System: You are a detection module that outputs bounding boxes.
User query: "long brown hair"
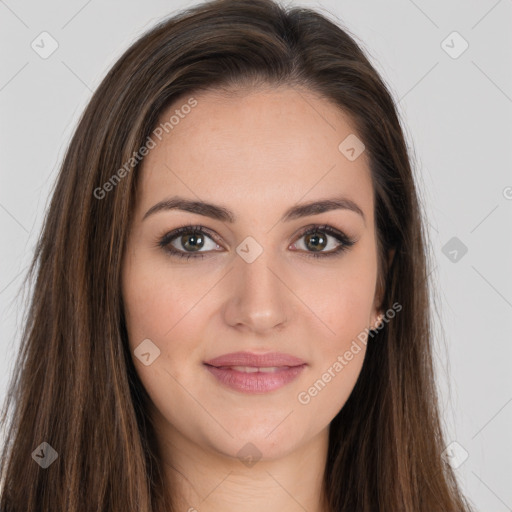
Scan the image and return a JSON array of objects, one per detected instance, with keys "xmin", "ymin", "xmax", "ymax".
[{"xmin": 0, "ymin": 0, "xmax": 475, "ymax": 510}]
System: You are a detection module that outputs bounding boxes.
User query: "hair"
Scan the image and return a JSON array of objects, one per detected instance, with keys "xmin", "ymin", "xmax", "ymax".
[{"xmin": 0, "ymin": 0, "xmax": 475, "ymax": 511}]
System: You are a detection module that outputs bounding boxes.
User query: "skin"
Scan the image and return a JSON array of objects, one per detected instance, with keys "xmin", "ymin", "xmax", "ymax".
[{"xmin": 121, "ymin": 85, "xmax": 384, "ymax": 512}]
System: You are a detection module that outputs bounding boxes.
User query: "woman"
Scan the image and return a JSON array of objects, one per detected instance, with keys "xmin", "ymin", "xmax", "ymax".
[{"xmin": 0, "ymin": 0, "xmax": 476, "ymax": 511}]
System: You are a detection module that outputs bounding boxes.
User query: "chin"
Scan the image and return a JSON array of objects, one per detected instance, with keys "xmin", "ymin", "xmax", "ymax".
[{"xmin": 204, "ymin": 417, "xmax": 306, "ymax": 460}]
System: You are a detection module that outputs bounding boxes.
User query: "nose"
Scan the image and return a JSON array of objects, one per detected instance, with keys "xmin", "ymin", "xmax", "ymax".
[{"xmin": 222, "ymin": 248, "xmax": 291, "ymax": 335}]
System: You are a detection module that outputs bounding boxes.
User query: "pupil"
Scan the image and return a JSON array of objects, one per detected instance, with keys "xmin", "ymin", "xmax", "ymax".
[
  {"xmin": 306, "ymin": 233, "xmax": 326, "ymax": 251},
  {"xmin": 183, "ymin": 233, "xmax": 204, "ymax": 251}
]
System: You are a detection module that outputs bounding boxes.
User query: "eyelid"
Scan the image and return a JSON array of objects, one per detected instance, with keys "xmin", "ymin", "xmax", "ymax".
[
  {"xmin": 156, "ymin": 223, "xmax": 356, "ymax": 259},
  {"xmin": 293, "ymin": 223, "xmax": 350, "ymax": 240},
  {"xmin": 290, "ymin": 223, "xmax": 356, "ymax": 256},
  {"xmin": 157, "ymin": 224, "xmax": 223, "ymax": 255}
]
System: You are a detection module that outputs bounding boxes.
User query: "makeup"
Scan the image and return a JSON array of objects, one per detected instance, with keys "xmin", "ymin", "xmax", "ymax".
[{"xmin": 204, "ymin": 352, "xmax": 307, "ymax": 393}]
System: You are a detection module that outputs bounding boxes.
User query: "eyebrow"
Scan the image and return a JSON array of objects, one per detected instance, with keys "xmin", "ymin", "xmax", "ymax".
[{"xmin": 142, "ymin": 195, "xmax": 365, "ymax": 224}]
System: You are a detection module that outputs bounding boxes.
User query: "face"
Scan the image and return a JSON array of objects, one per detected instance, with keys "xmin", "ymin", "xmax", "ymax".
[{"xmin": 121, "ymin": 86, "xmax": 383, "ymax": 462}]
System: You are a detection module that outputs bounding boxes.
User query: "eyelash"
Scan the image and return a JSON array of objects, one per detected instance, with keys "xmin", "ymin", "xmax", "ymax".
[{"xmin": 156, "ymin": 224, "xmax": 356, "ymax": 261}]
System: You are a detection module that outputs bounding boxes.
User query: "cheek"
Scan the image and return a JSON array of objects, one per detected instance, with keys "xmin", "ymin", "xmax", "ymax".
[
  {"xmin": 121, "ymin": 255, "xmax": 208, "ymax": 414},
  {"xmin": 122, "ymin": 253, "xmax": 207, "ymax": 346},
  {"xmin": 304, "ymin": 259, "xmax": 377, "ymax": 345},
  {"xmin": 294, "ymin": 276, "xmax": 372, "ymax": 425},
  {"xmin": 296, "ymin": 345, "xmax": 366, "ymax": 433},
  {"xmin": 294, "ymin": 256, "xmax": 376, "ymax": 416}
]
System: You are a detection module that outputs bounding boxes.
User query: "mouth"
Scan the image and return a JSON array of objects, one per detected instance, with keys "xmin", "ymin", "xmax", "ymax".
[
  {"xmin": 212, "ymin": 365, "xmax": 293, "ymax": 373},
  {"xmin": 203, "ymin": 351, "xmax": 307, "ymax": 393}
]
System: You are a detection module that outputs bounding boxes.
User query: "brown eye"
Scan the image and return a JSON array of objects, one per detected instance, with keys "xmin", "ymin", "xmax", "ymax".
[
  {"xmin": 304, "ymin": 232, "xmax": 328, "ymax": 252},
  {"xmin": 291, "ymin": 225, "xmax": 356, "ymax": 258},
  {"xmin": 158, "ymin": 225, "xmax": 222, "ymax": 260},
  {"xmin": 177, "ymin": 232, "xmax": 206, "ymax": 252}
]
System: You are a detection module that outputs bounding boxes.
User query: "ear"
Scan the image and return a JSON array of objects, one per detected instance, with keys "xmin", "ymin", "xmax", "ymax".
[
  {"xmin": 370, "ymin": 247, "xmax": 395, "ymax": 328},
  {"xmin": 370, "ymin": 290, "xmax": 383, "ymax": 330}
]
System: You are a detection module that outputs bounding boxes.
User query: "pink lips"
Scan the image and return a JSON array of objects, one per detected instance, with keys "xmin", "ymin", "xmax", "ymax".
[{"xmin": 203, "ymin": 351, "xmax": 307, "ymax": 394}]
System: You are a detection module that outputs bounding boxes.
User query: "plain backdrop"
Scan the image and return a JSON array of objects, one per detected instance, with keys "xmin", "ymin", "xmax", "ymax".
[{"xmin": 1, "ymin": 0, "xmax": 511, "ymax": 510}]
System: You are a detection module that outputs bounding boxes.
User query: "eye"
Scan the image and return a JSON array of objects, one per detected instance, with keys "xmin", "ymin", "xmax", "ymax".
[
  {"xmin": 157, "ymin": 225, "xmax": 222, "ymax": 260},
  {"xmin": 289, "ymin": 224, "xmax": 356, "ymax": 258},
  {"xmin": 156, "ymin": 223, "xmax": 356, "ymax": 260}
]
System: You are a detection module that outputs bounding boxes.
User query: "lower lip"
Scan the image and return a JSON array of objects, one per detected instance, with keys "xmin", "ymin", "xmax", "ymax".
[{"xmin": 204, "ymin": 364, "xmax": 306, "ymax": 393}]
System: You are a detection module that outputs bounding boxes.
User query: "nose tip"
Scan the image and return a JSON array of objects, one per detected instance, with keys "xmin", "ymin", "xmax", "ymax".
[{"xmin": 222, "ymin": 252, "xmax": 290, "ymax": 334}]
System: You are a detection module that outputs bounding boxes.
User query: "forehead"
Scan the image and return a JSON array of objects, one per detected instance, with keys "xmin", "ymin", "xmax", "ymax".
[{"xmin": 137, "ymin": 86, "xmax": 373, "ymax": 220}]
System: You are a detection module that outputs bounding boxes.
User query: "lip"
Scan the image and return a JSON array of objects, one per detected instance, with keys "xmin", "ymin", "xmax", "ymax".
[
  {"xmin": 204, "ymin": 351, "xmax": 306, "ymax": 368},
  {"xmin": 203, "ymin": 351, "xmax": 307, "ymax": 394}
]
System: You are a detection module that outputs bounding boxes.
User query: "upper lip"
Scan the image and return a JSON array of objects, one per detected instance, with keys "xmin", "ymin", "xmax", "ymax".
[{"xmin": 204, "ymin": 351, "xmax": 306, "ymax": 368}]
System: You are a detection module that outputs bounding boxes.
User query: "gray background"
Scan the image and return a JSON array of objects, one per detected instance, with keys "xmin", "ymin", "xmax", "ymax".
[{"xmin": 1, "ymin": 0, "xmax": 511, "ymax": 510}]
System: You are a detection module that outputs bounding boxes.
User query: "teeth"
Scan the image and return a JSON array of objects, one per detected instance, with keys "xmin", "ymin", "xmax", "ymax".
[{"xmin": 225, "ymin": 366, "xmax": 284, "ymax": 373}]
